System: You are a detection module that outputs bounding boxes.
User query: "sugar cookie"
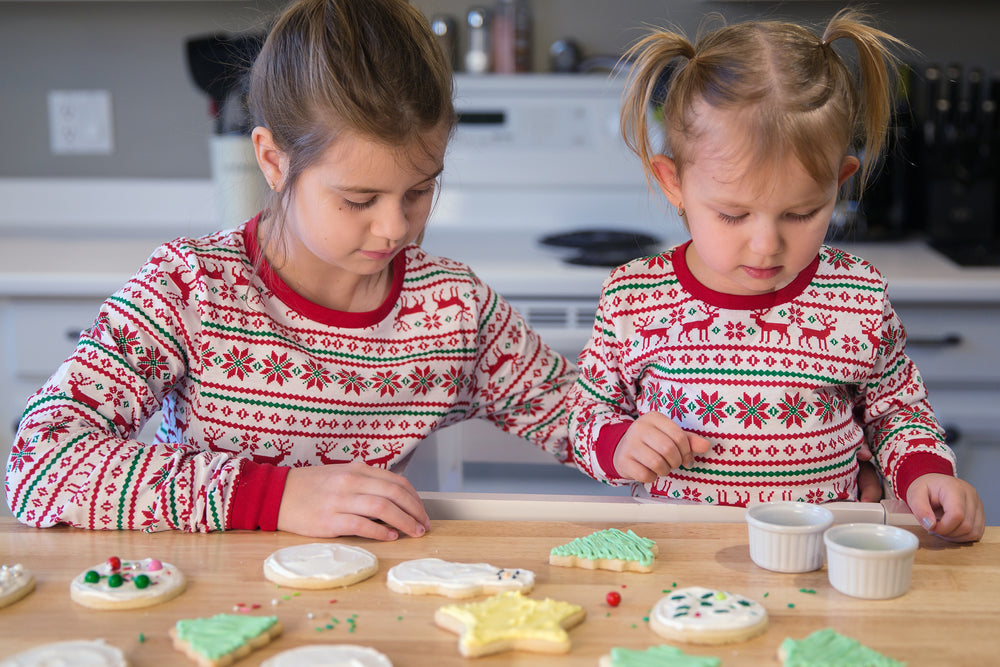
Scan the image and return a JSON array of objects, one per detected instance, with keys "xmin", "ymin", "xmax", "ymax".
[
  {"xmin": 434, "ymin": 590, "xmax": 586, "ymax": 657},
  {"xmin": 260, "ymin": 644, "xmax": 392, "ymax": 667},
  {"xmin": 599, "ymin": 644, "xmax": 722, "ymax": 667},
  {"xmin": 778, "ymin": 628, "xmax": 904, "ymax": 667},
  {"xmin": 263, "ymin": 542, "xmax": 378, "ymax": 589},
  {"xmin": 171, "ymin": 614, "xmax": 281, "ymax": 667},
  {"xmin": 649, "ymin": 586, "xmax": 768, "ymax": 645},
  {"xmin": 70, "ymin": 556, "xmax": 185, "ymax": 610},
  {"xmin": 549, "ymin": 528, "xmax": 658, "ymax": 572},
  {"xmin": 0, "ymin": 639, "xmax": 127, "ymax": 667},
  {"xmin": 0, "ymin": 563, "xmax": 35, "ymax": 609},
  {"xmin": 387, "ymin": 558, "xmax": 534, "ymax": 598}
]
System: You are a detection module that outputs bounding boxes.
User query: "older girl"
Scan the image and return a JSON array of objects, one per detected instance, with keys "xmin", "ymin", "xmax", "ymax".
[{"xmin": 7, "ymin": 0, "xmax": 574, "ymax": 540}]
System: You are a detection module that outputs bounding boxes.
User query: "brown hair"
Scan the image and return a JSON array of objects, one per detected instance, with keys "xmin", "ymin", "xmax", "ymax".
[
  {"xmin": 620, "ymin": 9, "xmax": 908, "ymax": 199},
  {"xmin": 248, "ymin": 0, "xmax": 455, "ymax": 261}
]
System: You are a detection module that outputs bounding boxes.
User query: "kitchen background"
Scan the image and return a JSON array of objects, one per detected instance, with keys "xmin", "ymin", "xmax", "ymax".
[
  {"xmin": 2, "ymin": 1, "xmax": 1000, "ymax": 180},
  {"xmin": 1, "ymin": 1, "xmax": 999, "ymax": 518}
]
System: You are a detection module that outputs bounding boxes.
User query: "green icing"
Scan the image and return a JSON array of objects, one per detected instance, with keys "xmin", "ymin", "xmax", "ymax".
[
  {"xmin": 780, "ymin": 628, "xmax": 905, "ymax": 667},
  {"xmin": 550, "ymin": 528, "xmax": 657, "ymax": 566},
  {"xmin": 175, "ymin": 614, "xmax": 278, "ymax": 659},
  {"xmin": 610, "ymin": 645, "xmax": 721, "ymax": 667}
]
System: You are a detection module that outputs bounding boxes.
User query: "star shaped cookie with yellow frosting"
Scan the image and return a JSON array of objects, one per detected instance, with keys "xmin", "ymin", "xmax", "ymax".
[{"xmin": 434, "ymin": 590, "xmax": 586, "ymax": 657}]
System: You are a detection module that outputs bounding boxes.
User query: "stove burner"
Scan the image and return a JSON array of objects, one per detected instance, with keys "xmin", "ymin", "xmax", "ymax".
[
  {"xmin": 539, "ymin": 229, "xmax": 660, "ymax": 249},
  {"xmin": 539, "ymin": 228, "xmax": 662, "ymax": 267}
]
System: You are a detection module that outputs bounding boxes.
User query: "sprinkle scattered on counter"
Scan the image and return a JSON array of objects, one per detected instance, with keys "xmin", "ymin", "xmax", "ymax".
[
  {"xmin": 138, "ymin": 633, "xmax": 145, "ymax": 644},
  {"xmin": 787, "ymin": 603, "xmax": 795, "ymax": 609},
  {"xmin": 799, "ymin": 588, "xmax": 816, "ymax": 594}
]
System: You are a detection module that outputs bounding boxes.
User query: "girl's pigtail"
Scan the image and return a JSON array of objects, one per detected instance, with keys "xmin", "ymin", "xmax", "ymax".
[
  {"xmin": 619, "ymin": 29, "xmax": 695, "ymax": 188},
  {"xmin": 822, "ymin": 9, "xmax": 909, "ymax": 194}
]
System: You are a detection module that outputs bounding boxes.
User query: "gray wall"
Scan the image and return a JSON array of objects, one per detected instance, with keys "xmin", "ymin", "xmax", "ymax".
[{"xmin": 2, "ymin": 0, "xmax": 998, "ymax": 180}]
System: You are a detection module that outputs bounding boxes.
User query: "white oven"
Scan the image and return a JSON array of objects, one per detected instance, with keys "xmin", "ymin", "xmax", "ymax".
[{"xmin": 410, "ymin": 74, "xmax": 686, "ymax": 491}]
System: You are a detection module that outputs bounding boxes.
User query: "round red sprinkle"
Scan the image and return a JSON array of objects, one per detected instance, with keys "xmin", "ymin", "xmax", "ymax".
[
  {"xmin": 606, "ymin": 591, "xmax": 622, "ymax": 607},
  {"xmin": 108, "ymin": 556, "xmax": 122, "ymax": 571}
]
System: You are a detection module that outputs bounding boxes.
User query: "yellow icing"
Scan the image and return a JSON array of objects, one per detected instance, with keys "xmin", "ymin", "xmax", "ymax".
[{"xmin": 439, "ymin": 591, "xmax": 583, "ymax": 649}]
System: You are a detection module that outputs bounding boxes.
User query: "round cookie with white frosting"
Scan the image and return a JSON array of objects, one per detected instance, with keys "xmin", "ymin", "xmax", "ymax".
[
  {"xmin": 0, "ymin": 639, "xmax": 127, "ymax": 667},
  {"xmin": 70, "ymin": 556, "xmax": 186, "ymax": 610},
  {"xmin": 261, "ymin": 644, "xmax": 392, "ymax": 667},
  {"xmin": 0, "ymin": 563, "xmax": 35, "ymax": 609},
  {"xmin": 649, "ymin": 586, "xmax": 768, "ymax": 645},
  {"xmin": 263, "ymin": 542, "xmax": 378, "ymax": 589},
  {"xmin": 387, "ymin": 558, "xmax": 534, "ymax": 598}
]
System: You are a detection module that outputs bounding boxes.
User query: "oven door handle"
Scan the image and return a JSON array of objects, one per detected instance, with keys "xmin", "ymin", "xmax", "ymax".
[{"xmin": 906, "ymin": 333, "xmax": 963, "ymax": 348}]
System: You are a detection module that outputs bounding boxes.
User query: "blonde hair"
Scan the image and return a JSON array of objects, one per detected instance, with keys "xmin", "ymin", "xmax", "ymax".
[
  {"xmin": 248, "ymin": 0, "xmax": 455, "ymax": 262},
  {"xmin": 621, "ymin": 9, "xmax": 908, "ymax": 198}
]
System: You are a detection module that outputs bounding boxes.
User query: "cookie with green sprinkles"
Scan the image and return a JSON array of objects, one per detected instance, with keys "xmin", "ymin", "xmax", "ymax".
[
  {"xmin": 549, "ymin": 528, "xmax": 658, "ymax": 572},
  {"xmin": 649, "ymin": 586, "xmax": 768, "ymax": 645},
  {"xmin": 599, "ymin": 644, "xmax": 722, "ymax": 666},
  {"xmin": 778, "ymin": 628, "xmax": 905, "ymax": 666},
  {"xmin": 170, "ymin": 613, "xmax": 282, "ymax": 667}
]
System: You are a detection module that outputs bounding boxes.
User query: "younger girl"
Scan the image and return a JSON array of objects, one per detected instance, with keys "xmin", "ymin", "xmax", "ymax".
[
  {"xmin": 569, "ymin": 10, "xmax": 984, "ymax": 541},
  {"xmin": 7, "ymin": 0, "xmax": 574, "ymax": 540}
]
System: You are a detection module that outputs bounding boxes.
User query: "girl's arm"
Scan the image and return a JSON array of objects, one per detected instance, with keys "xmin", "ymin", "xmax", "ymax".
[
  {"xmin": 861, "ymin": 292, "xmax": 984, "ymax": 541},
  {"xmin": 861, "ymin": 294, "xmax": 957, "ymax": 500},
  {"xmin": 566, "ymin": 289, "xmax": 640, "ymax": 484},
  {"xmin": 7, "ymin": 242, "xmax": 244, "ymax": 532},
  {"xmin": 463, "ymin": 282, "xmax": 577, "ymax": 463}
]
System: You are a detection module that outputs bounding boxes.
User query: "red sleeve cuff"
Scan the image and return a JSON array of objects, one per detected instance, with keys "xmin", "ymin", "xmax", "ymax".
[
  {"xmin": 595, "ymin": 422, "xmax": 632, "ymax": 479},
  {"xmin": 894, "ymin": 451, "xmax": 955, "ymax": 501},
  {"xmin": 229, "ymin": 461, "xmax": 290, "ymax": 531}
]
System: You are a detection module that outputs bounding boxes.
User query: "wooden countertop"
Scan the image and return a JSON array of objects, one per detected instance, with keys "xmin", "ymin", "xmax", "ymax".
[{"xmin": 1, "ymin": 519, "xmax": 997, "ymax": 665}]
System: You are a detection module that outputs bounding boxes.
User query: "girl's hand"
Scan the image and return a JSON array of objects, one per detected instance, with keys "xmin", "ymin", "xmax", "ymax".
[
  {"xmin": 613, "ymin": 413, "xmax": 712, "ymax": 483},
  {"xmin": 277, "ymin": 461, "xmax": 431, "ymax": 540},
  {"xmin": 905, "ymin": 473, "xmax": 985, "ymax": 543},
  {"xmin": 855, "ymin": 445, "xmax": 884, "ymax": 502}
]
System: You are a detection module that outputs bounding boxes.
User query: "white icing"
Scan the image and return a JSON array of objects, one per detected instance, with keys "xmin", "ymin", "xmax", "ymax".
[
  {"xmin": 387, "ymin": 558, "xmax": 534, "ymax": 594},
  {"xmin": 651, "ymin": 586, "xmax": 766, "ymax": 632},
  {"xmin": 0, "ymin": 639, "xmax": 127, "ymax": 667},
  {"xmin": 70, "ymin": 558, "xmax": 184, "ymax": 603},
  {"xmin": 0, "ymin": 564, "xmax": 31, "ymax": 596},
  {"xmin": 264, "ymin": 543, "xmax": 377, "ymax": 581},
  {"xmin": 260, "ymin": 644, "xmax": 393, "ymax": 667}
]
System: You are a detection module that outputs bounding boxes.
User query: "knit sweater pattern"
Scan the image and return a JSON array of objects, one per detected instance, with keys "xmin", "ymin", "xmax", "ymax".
[
  {"xmin": 569, "ymin": 242, "xmax": 955, "ymax": 506},
  {"xmin": 7, "ymin": 220, "xmax": 573, "ymax": 531}
]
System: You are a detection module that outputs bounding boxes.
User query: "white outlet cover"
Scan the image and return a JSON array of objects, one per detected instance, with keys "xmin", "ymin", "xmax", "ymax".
[{"xmin": 48, "ymin": 90, "xmax": 114, "ymax": 155}]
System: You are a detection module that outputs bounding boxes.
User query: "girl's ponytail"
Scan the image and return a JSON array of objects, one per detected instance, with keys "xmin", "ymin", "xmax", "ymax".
[
  {"xmin": 620, "ymin": 29, "xmax": 695, "ymax": 188},
  {"xmin": 821, "ymin": 9, "xmax": 910, "ymax": 194}
]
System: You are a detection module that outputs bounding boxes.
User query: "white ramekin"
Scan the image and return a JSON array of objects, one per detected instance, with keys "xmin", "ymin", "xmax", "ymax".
[
  {"xmin": 824, "ymin": 523, "xmax": 919, "ymax": 599},
  {"xmin": 745, "ymin": 501, "xmax": 835, "ymax": 573}
]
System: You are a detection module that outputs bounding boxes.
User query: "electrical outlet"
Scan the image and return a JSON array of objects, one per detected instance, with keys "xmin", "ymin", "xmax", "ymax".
[{"xmin": 48, "ymin": 90, "xmax": 114, "ymax": 155}]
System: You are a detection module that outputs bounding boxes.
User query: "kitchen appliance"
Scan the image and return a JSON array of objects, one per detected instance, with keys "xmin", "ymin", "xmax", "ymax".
[
  {"xmin": 417, "ymin": 74, "xmax": 685, "ymax": 490},
  {"xmin": 185, "ymin": 33, "xmax": 268, "ymax": 226}
]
